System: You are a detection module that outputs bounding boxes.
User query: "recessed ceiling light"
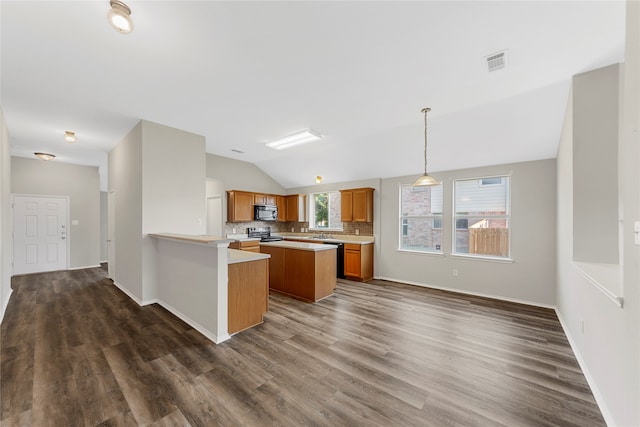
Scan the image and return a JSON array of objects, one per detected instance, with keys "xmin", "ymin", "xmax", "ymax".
[
  {"xmin": 107, "ymin": 0, "xmax": 134, "ymax": 34},
  {"xmin": 265, "ymin": 129, "xmax": 323, "ymax": 150},
  {"xmin": 34, "ymin": 152, "xmax": 55, "ymax": 161},
  {"xmin": 64, "ymin": 131, "xmax": 76, "ymax": 143}
]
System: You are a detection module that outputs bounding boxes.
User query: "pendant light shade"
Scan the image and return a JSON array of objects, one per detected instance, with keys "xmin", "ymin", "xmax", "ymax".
[{"xmin": 412, "ymin": 107, "xmax": 440, "ymax": 187}]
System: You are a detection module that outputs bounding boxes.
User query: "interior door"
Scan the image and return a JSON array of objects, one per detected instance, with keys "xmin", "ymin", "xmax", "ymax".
[
  {"xmin": 108, "ymin": 191, "xmax": 115, "ymax": 279},
  {"xmin": 207, "ymin": 194, "xmax": 223, "ymax": 237},
  {"xmin": 13, "ymin": 195, "xmax": 68, "ymax": 275}
]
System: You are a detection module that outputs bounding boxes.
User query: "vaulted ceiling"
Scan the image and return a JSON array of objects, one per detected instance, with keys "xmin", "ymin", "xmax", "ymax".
[{"xmin": 1, "ymin": 1, "xmax": 625, "ymax": 190}]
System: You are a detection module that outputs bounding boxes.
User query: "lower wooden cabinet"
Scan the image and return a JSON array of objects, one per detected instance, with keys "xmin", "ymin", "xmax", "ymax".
[
  {"xmin": 344, "ymin": 243, "xmax": 373, "ymax": 282},
  {"xmin": 227, "ymin": 258, "xmax": 269, "ymax": 334},
  {"xmin": 229, "ymin": 240, "xmax": 260, "ymax": 252}
]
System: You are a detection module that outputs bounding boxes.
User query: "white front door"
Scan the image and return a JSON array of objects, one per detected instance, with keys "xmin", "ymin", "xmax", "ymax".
[{"xmin": 13, "ymin": 195, "xmax": 68, "ymax": 275}]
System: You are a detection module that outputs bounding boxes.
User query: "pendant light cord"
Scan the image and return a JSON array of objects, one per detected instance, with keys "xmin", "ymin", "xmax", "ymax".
[{"xmin": 422, "ymin": 107, "xmax": 431, "ymax": 175}]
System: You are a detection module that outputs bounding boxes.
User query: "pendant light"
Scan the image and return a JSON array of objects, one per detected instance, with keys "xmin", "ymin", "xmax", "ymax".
[
  {"xmin": 412, "ymin": 107, "xmax": 440, "ymax": 187},
  {"xmin": 64, "ymin": 131, "xmax": 76, "ymax": 143}
]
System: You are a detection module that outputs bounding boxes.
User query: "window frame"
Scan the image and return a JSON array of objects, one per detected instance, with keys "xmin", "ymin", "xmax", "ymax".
[
  {"xmin": 308, "ymin": 191, "xmax": 343, "ymax": 231},
  {"xmin": 398, "ymin": 183, "xmax": 444, "ymax": 254},
  {"xmin": 453, "ymin": 175, "xmax": 511, "ymax": 260}
]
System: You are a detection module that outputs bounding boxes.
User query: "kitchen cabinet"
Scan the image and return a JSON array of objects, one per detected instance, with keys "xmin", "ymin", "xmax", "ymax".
[
  {"xmin": 276, "ymin": 195, "xmax": 287, "ymax": 222},
  {"xmin": 229, "ymin": 240, "xmax": 260, "ymax": 253},
  {"xmin": 227, "ymin": 191, "xmax": 254, "ymax": 222},
  {"xmin": 254, "ymin": 193, "xmax": 277, "ymax": 206},
  {"xmin": 228, "ymin": 257, "xmax": 269, "ymax": 334},
  {"xmin": 344, "ymin": 243, "xmax": 373, "ymax": 282},
  {"xmin": 286, "ymin": 194, "xmax": 306, "ymax": 222},
  {"xmin": 260, "ymin": 242, "xmax": 336, "ymax": 302},
  {"xmin": 340, "ymin": 187, "xmax": 374, "ymax": 223}
]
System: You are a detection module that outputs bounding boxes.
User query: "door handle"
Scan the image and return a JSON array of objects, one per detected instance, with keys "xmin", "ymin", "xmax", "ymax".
[{"xmin": 61, "ymin": 237, "xmax": 66, "ymax": 240}]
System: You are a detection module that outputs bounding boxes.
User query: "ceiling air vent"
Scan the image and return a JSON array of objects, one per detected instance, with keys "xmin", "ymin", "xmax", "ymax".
[
  {"xmin": 231, "ymin": 149, "xmax": 244, "ymax": 154},
  {"xmin": 485, "ymin": 50, "xmax": 507, "ymax": 72}
]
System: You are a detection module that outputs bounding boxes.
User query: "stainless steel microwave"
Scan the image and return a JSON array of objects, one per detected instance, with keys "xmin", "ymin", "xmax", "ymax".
[{"xmin": 254, "ymin": 205, "xmax": 278, "ymax": 221}]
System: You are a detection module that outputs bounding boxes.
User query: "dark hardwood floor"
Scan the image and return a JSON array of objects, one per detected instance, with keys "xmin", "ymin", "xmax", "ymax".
[{"xmin": 1, "ymin": 266, "xmax": 604, "ymax": 426}]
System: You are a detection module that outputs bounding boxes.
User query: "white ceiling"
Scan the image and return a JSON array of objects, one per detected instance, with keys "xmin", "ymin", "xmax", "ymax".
[{"xmin": 1, "ymin": 1, "xmax": 626, "ymax": 190}]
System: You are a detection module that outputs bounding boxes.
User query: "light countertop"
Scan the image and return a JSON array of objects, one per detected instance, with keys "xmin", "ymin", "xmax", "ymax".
[
  {"xmin": 228, "ymin": 249, "xmax": 270, "ymax": 264},
  {"xmin": 281, "ymin": 234, "xmax": 374, "ymax": 245},
  {"xmin": 259, "ymin": 240, "xmax": 337, "ymax": 252},
  {"xmin": 149, "ymin": 233, "xmax": 233, "ymax": 245}
]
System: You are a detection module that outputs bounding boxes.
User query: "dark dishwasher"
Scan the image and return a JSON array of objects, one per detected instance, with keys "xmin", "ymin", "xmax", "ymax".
[{"xmin": 322, "ymin": 241, "xmax": 345, "ymax": 279}]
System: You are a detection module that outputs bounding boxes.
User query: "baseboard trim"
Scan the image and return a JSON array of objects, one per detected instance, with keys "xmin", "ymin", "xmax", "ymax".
[
  {"xmin": 111, "ymin": 280, "xmax": 143, "ymax": 306},
  {"xmin": 374, "ymin": 276, "xmax": 556, "ymax": 309},
  {"xmin": 555, "ymin": 310, "xmax": 614, "ymax": 427},
  {"xmin": 109, "ymin": 281, "xmax": 229, "ymax": 344},
  {"xmin": 155, "ymin": 300, "xmax": 230, "ymax": 345},
  {"xmin": 68, "ymin": 265, "xmax": 101, "ymax": 271},
  {"xmin": 1, "ymin": 288, "xmax": 13, "ymax": 323}
]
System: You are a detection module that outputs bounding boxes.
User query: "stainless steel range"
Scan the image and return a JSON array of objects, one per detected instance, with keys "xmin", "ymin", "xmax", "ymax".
[{"xmin": 247, "ymin": 227, "xmax": 283, "ymax": 242}]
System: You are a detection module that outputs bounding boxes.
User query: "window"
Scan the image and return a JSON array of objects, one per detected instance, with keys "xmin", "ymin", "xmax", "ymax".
[
  {"xmin": 399, "ymin": 184, "xmax": 443, "ymax": 252},
  {"xmin": 309, "ymin": 191, "xmax": 343, "ymax": 230},
  {"xmin": 454, "ymin": 176, "xmax": 510, "ymax": 258}
]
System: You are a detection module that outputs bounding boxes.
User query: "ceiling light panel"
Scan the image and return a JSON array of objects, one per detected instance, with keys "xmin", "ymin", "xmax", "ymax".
[{"xmin": 265, "ymin": 129, "xmax": 323, "ymax": 150}]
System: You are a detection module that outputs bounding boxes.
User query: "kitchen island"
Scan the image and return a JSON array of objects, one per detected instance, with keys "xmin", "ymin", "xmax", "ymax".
[{"xmin": 260, "ymin": 240, "xmax": 336, "ymax": 302}]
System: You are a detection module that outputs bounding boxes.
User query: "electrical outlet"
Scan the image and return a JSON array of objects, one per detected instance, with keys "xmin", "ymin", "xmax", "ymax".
[
  {"xmin": 291, "ymin": 227, "xmax": 294, "ymax": 232},
  {"xmin": 197, "ymin": 218, "xmax": 202, "ymax": 225},
  {"xmin": 453, "ymin": 269, "xmax": 459, "ymax": 277},
  {"xmin": 635, "ymin": 221, "xmax": 640, "ymax": 245},
  {"xmin": 355, "ymin": 229, "xmax": 359, "ymax": 235},
  {"xmin": 232, "ymin": 228, "xmax": 237, "ymax": 234}
]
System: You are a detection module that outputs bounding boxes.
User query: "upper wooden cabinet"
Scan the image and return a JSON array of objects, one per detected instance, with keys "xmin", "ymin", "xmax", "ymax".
[
  {"xmin": 286, "ymin": 194, "xmax": 306, "ymax": 222},
  {"xmin": 254, "ymin": 193, "xmax": 277, "ymax": 206},
  {"xmin": 340, "ymin": 187, "xmax": 374, "ymax": 223},
  {"xmin": 276, "ymin": 196, "xmax": 287, "ymax": 222},
  {"xmin": 227, "ymin": 191, "xmax": 254, "ymax": 222}
]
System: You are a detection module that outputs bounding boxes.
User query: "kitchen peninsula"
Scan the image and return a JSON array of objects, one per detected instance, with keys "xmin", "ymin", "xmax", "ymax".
[
  {"xmin": 150, "ymin": 233, "xmax": 270, "ymax": 344},
  {"xmin": 260, "ymin": 240, "xmax": 336, "ymax": 302}
]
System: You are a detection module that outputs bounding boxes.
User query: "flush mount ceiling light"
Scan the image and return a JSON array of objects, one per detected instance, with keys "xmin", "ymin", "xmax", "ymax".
[
  {"xmin": 107, "ymin": 0, "xmax": 134, "ymax": 34},
  {"xmin": 412, "ymin": 107, "xmax": 440, "ymax": 187},
  {"xmin": 34, "ymin": 152, "xmax": 55, "ymax": 161},
  {"xmin": 315, "ymin": 176, "xmax": 322, "ymax": 184},
  {"xmin": 64, "ymin": 131, "xmax": 76, "ymax": 143},
  {"xmin": 265, "ymin": 129, "xmax": 323, "ymax": 150}
]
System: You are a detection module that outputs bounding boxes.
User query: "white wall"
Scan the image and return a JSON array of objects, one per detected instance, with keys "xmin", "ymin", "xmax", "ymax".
[
  {"xmin": 0, "ymin": 109, "xmax": 12, "ymax": 321},
  {"xmin": 108, "ymin": 122, "xmax": 144, "ymax": 300},
  {"xmin": 206, "ymin": 153, "xmax": 285, "ymax": 194},
  {"xmin": 109, "ymin": 120, "xmax": 206, "ymax": 303},
  {"xmin": 379, "ymin": 159, "xmax": 557, "ymax": 307},
  {"xmin": 572, "ymin": 64, "xmax": 620, "ymax": 265},
  {"xmin": 11, "ymin": 156, "xmax": 101, "ymax": 269},
  {"xmin": 140, "ymin": 120, "xmax": 206, "ymax": 302},
  {"xmin": 555, "ymin": 3, "xmax": 640, "ymax": 425}
]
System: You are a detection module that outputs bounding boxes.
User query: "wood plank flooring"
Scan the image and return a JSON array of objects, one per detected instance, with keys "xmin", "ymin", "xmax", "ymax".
[{"xmin": 1, "ymin": 266, "xmax": 605, "ymax": 426}]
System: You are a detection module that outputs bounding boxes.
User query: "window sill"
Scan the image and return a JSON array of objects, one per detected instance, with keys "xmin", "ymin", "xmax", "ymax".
[
  {"xmin": 450, "ymin": 253, "xmax": 514, "ymax": 263},
  {"xmin": 398, "ymin": 249, "xmax": 445, "ymax": 256},
  {"xmin": 572, "ymin": 262, "xmax": 624, "ymax": 308}
]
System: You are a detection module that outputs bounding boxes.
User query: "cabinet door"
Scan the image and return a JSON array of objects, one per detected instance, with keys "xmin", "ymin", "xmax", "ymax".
[
  {"xmin": 276, "ymin": 196, "xmax": 286, "ymax": 222},
  {"xmin": 260, "ymin": 246, "xmax": 285, "ymax": 291},
  {"xmin": 228, "ymin": 191, "xmax": 254, "ymax": 222},
  {"xmin": 265, "ymin": 194, "xmax": 277, "ymax": 206},
  {"xmin": 286, "ymin": 195, "xmax": 299, "ymax": 221},
  {"xmin": 340, "ymin": 190, "xmax": 353, "ymax": 222},
  {"xmin": 254, "ymin": 194, "xmax": 267, "ymax": 205},
  {"xmin": 353, "ymin": 188, "xmax": 373, "ymax": 222},
  {"xmin": 344, "ymin": 249, "xmax": 361, "ymax": 278}
]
